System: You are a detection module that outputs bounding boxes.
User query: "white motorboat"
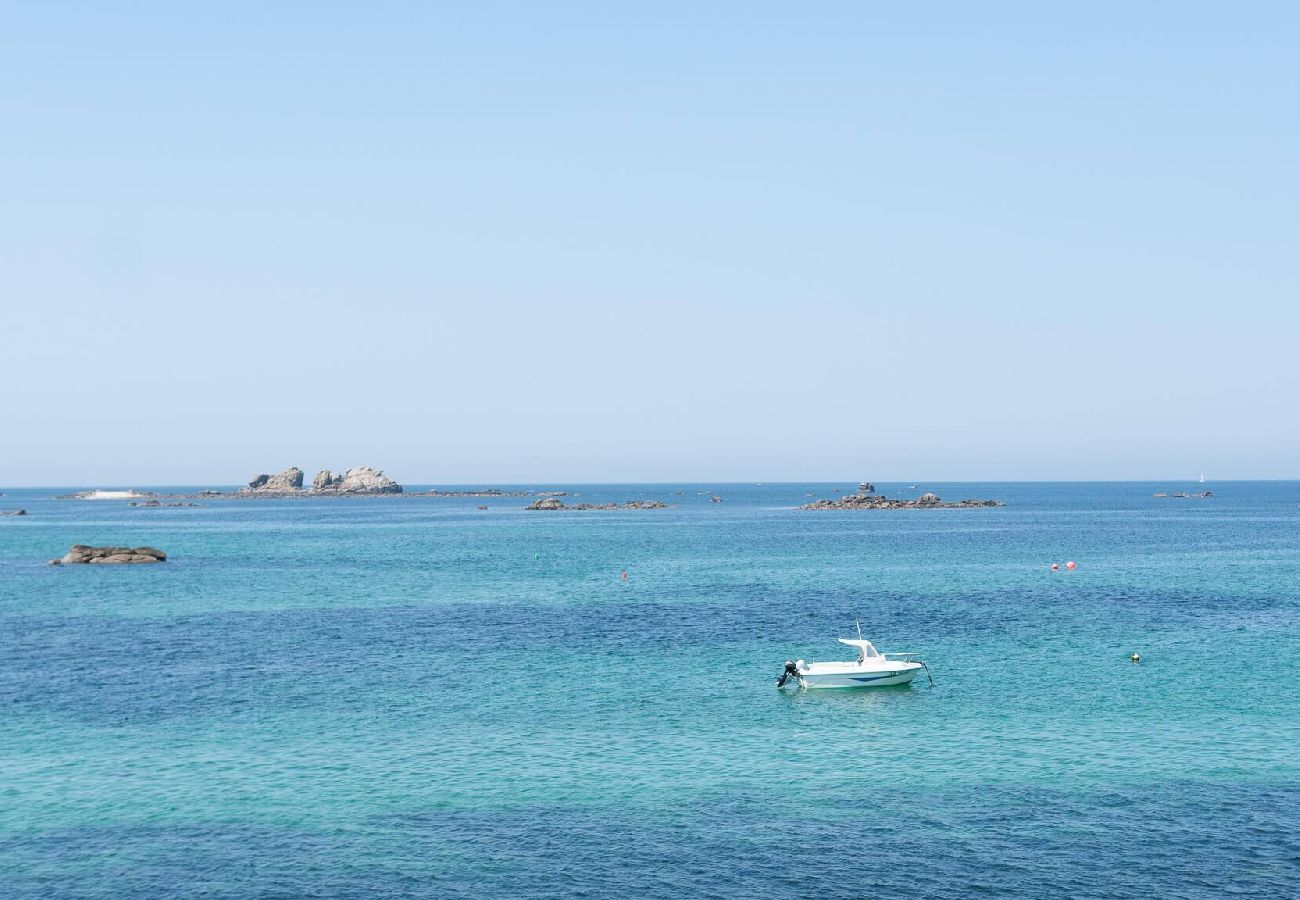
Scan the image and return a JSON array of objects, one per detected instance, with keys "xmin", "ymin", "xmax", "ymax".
[{"xmin": 777, "ymin": 629, "xmax": 928, "ymax": 689}]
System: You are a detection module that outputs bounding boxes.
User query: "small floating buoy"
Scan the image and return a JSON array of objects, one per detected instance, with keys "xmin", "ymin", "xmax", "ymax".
[
  {"xmin": 620, "ymin": 570, "xmax": 629, "ymax": 580},
  {"xmin": 1065, "ymin": 561, "xmax": 1077, "ymax": 570},
  {"xmin": 1130, "ymin": 652, "xmax": 1141, "ymax": 663},
  {"xmin": 1051, "ymin": 563, "xmax": 1060, "ymax": 571}
]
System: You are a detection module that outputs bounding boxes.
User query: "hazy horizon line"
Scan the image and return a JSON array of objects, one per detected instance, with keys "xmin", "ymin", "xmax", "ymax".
[{"xmin": 3, "ymin": 477, "xmax": 1297, "ymax": 490}]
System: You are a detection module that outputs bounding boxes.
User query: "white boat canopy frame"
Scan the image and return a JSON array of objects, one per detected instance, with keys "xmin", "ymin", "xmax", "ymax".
[{"xmin": 837, "ymin": 638, "xmax": 882, "ymax": 661}]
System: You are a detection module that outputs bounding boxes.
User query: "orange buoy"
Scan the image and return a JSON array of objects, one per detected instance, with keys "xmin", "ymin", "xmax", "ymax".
[{"xmin": 1065, "ymin": 561, "xmax": 1077, "ymax": 570}]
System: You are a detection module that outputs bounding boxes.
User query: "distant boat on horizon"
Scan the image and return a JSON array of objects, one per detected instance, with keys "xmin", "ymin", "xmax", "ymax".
[{"xmin": 1199, "ymin": 473, "xmax": 1206, "ymax": 483}]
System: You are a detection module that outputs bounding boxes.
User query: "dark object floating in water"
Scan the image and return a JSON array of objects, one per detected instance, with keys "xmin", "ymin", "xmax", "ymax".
[
  {"xmin": 801, "ymin": 491, "xmax": 1002, "ymax": 510},
  {"xmin": 1, "ymin": 509, "xmax": 27, "ymax": 516},
  {"xmin": 49, "ymin": 545, "xmax": 167, "ymax": 565},
  {"xmin": 1155, "ymin": 491, "xmax": 1213, "ymax": 499}
]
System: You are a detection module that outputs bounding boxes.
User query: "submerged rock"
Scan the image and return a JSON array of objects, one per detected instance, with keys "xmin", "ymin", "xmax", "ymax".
[{"xmin": 55, "ymin": 545, "xmax": 167, "ymax": 564}]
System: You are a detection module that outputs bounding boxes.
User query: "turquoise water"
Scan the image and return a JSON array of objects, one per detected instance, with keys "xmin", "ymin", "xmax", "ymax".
[{"xmin": 1, "ymin": 482, "xmax": 1297, "ymax": 897}]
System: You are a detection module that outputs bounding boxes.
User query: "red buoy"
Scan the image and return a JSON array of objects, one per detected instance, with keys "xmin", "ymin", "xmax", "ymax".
[{"xmin": 1065, "ymin": 561, "xmax": 1077, "ymax": 570}]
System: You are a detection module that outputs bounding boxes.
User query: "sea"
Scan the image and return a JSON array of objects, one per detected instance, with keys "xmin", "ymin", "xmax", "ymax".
[{"xmin": 0, "ymin": 482, "xmax": 1297, "ymax": 898}]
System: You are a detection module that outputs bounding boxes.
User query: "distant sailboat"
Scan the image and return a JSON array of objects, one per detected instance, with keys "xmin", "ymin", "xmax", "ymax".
[{"xmin": 1199, "ymin": 473, "xmax": 1206, "ymax": 483}]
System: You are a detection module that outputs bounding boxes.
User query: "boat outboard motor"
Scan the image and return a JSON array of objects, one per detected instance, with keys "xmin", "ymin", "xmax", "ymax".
[{"xmin": 776, "ymin": 659, "xmax": 799, "ymax": 687}]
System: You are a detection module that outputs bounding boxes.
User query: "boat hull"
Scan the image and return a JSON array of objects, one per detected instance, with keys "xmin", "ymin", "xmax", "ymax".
[{"xmin": 798, "ymin": 668, "xmax": 919, "ymax": 689}]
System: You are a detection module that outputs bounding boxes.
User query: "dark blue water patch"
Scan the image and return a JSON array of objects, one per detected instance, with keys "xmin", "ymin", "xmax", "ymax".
[
  {"xmin": 0, "ymin": 781, "xmax": 1294, "ymax": 899},
  {"xmin": 1, "ymin": 579, "xmax": 1290, "ymax": 727}
]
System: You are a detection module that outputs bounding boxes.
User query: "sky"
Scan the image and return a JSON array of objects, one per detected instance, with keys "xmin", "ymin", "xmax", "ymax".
[{"xmin": 2, "ymin": 2, "xmax": 1297, "ymax": 485}]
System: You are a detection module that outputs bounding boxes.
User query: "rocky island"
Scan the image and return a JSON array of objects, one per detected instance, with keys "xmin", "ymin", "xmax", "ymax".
[
  {"xmin": 801, "ymin": 490, "xmax": 1002, "ymax": 510},
  {"xmin": 241, "ymin": 465, "xmax": 402, "ymax": 496},
  {"xmin": 526, "ymin": 498, "xmax": 669, "ymax": 511},
  {"xmin": 49, "ymin": 545, "xmax": 167, "ymax": 565}
]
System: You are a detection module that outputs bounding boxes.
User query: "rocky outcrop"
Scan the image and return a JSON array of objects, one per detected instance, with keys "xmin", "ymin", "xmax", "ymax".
[
  {"xmin": 51, "ymin": 545, "xmax": 167, "ymax": 565},
  {"xmin": 311, "ymin": 466, "xmax": 402, "ymax": 494},
  {"xmin": 244, "ymin": 467, "xmax": 304, "ymax": 493},
  {"xmin": 1, "ymin": 509, "xmax": 27, "ymax": 516},
  {"xmin": 802, "ymin": 491, "xmax": 1002, "ymax": 510},
  {"xmin": 527, "ymin": 498, "xmax": 668, "ymax": 511}
]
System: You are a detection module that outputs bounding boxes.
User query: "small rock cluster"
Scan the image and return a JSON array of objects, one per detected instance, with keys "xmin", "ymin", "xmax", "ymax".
[
  {"xmin": 50, "ymin": 545, "xmax": 167, "ymax": 565},
  {"xmin": 801, "ymin": 491, "xmax": 1002, "ymax": 510},
  {"xmin": 526, "ymin": 498, "xmax": 668, "ymax": 511}
]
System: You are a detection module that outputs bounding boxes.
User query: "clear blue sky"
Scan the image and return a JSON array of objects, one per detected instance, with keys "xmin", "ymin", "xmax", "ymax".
[{"xmin": 3, "ymin": 3, "xmax": 1297, "ymax": 485}]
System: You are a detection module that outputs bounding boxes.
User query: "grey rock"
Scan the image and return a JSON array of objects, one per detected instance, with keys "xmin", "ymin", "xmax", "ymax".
[
  {"xmin": 322, "ymin": 466, "xmax": 402, "ymax": 494},
  {"xmin": 527, "ymin": 498, "xmax": 668, "ymax": 511},
  {"xmin": 57, "ymin": 545, "xmax": 167, "ymax": 564},
  {"xmin": 243, "ymin": 467, "xmax": 304, "ymax": 493},
  {"xmin": 801, "ymin": 491, "xmax": 1003, "ymax": 511}
]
